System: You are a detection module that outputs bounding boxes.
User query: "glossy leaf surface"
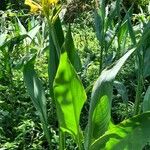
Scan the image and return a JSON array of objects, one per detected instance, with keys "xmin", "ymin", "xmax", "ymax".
[
  {"xmin": 90, "ymin": 112, "xmax": 150, "ymax": 150},
  {"xmin": 85, "ymin": 48, "xmax": 135, "ymax": 149},
  {"xmin": 53, "ymin": 51, "xmax": 86, "ymax": 139}
]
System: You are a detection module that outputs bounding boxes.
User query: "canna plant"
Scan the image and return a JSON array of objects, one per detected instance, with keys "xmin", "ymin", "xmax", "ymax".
[{"xmin": 23, "ymin": 0, "xmax": 150, "ymax": 149}]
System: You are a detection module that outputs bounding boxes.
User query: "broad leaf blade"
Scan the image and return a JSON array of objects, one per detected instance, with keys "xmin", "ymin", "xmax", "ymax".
[
  {"xmin": 85, "ymin": 48, "xmax": 135, "ymax": 149},
  {"xmin": 53, "ymin": 51, "xmax": 86, "ymax": 139},
  {"xmin": 90, "ymin": 112, "xmax": 150, "ymax": 150}
]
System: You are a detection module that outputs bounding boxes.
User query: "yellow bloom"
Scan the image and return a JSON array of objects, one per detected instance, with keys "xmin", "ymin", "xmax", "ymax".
[
  {"xmin": 48, "ymin": 0, "xmax": 58, "ymax": 5},
  {"xmin": 25, "ymin": 0, "xmax": 42, "ymax": 13},
  {"xmin": 25, "ymin": 0, "xmax": 59, "ymax": 13}
]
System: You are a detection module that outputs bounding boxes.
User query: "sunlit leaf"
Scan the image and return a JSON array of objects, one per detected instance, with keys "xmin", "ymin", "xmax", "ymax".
[
  {"xmin": 53, "ymin": 51, "xmax": 86, "ymax": 140},
  {"xmin": 85, "ymin": 48, "xmax": 135, "ymax": 149},
  {"xmin": 90, "ymin": 112, "xmax": 150, "ymax": 150}
]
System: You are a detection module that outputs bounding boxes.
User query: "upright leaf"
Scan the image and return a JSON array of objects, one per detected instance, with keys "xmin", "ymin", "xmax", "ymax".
[
  {"xmin": 17, "ymin": 18, "xmax": 27, "ymax": 35},
  {"xmin": 64, "ymin": 26, "xmax": 82, "ymax": 72},
  {"xmin": 48, "ymin": 16, "xmax": 64, "ymax": 99},
  {"xmin": 23, "ymin": 57, "xmax": 51, "ymax": 145},
  {"xmin": 90, "ymin": 112, "xmax": 150, "ymax": 150},
  {"xmin": 143, "ymin": 86, "xmax": 150, "ymax": 112},
  {"xmin": 53, "ymin": 51, "xmax": 86, "ymax": 141},
  {"xmin": 27, "ymin": 25, "xmax": 41, "ymax": 44},
  {"xmin": 85, "ymin": 48, "xmax": 135, "ymax": 149}
]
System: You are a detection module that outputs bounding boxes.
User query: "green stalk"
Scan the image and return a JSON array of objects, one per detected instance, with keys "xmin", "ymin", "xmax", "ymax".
[
  {"xmin": 42, "ymin": 122, "xmax": 52, "ymax": 149},
  {"xmin": 59, "ymin": 130, "xmax": 65, "ymax": 150},
  {"xmin": 134, "ymin": 72, "xmax": 142, "ymax": 115},
  {"xmin": 134, "ymin": 51, "xmax": 143, "ymax": 115},
  {"xmin": 77, "ymin": 129, "xmax": 83, "ymax": 150},
  {"xmin": 99, "ymin": 43, "xmax": 104, "ymax": 74}
]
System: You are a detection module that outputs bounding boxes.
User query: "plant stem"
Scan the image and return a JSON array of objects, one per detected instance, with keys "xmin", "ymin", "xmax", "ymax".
[
  {"xmin": 77, "ymin": 134, "xmax": 83, "ymax": 150},
  {"xmin": 99, "ymin": 43, "xmax": 104, "ymax": 74},
  {"xmin": 134, "ymin": 74, "xmax": 142, "ymax": 115},
  {"xmin": 134, "ymin": 51, "xmax": 143, "ymax": 115},
  {"xmin": 59, "ymin": 130, "xmax": 65, "ymax": 150}
]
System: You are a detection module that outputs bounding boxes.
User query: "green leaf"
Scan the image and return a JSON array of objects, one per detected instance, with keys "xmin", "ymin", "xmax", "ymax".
[
  {"xmin": 0, "ymin": 33, "xmax": 7, "ymax": 46},
  {"xmin": 23, "ymin": 56, "xmax": 51, "ymax": 145},
  {"xmin": 114, "ymin": 81, "xmax": 128, "ymax": 102},
  {"xmin": 143, "ymin": 86, "xmax": 150, "ymax": 112},
  {"xmin": 53, "ymin": 51, "xmax": 86, "ymax": 140},
  {"xmin": 85, "ymin": 48, "xmax": 135, "ymax": 149},
  {"xmin": 27, "ymin": 25, "xmax": 41, "ymax": 44},
  {"xmin": 94, "ymin": 10, "xmax": 104, "ymax": 45},
  {"xmin": 54, "ymin": 17, "xmax": 64, "ymax": 48},
  {"xmin": 90, "ymin": 112, "xmax": 150, "ymax": 150},
  {"xmin": 64, "ymin": 26, "xmax": 82, "ymax": 72},
  {"xmin": 48, "ymin": 16, "xmax": 64, "ymax": 99},
  {"xmin": 17, "ymin": 18, "xmax": 27, "ymax": 35},
  {"xmin": 144, "ymin": 47, "xmax": 150, "ymax": 77},
  {"xmin": 48, "ymin": 33, "xmax": 59, "ymax": 99},
  {"xmin": 0, "ymin": 35, "xmax": 29, "ymax": 51}
]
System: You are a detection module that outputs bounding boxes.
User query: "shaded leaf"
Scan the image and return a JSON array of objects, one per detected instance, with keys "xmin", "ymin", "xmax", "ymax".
[
  {"xmin": 23, "ymin": 56, "xmax": 51, "ymax": 145},
  {"xmin": 64, "ymin": 26, "xmax": 82, "ymax": 72},
  {"xmin": 48, "ymin": 16, "xmax": 64, "ymax": 99},
  {"xmin": 143, "ymin": 86, "xmax": 150, "ymax": 112}
]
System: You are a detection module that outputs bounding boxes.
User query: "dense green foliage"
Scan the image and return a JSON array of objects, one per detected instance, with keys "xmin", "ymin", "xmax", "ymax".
[{"xmin": 0, "ymin": 0, "xmax": 150, "ymax": 149}]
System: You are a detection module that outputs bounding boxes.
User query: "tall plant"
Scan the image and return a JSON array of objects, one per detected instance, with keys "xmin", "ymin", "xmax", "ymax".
[{"xmin": 23, "ymin": 0, "xmax": 150, "ymax": 149}]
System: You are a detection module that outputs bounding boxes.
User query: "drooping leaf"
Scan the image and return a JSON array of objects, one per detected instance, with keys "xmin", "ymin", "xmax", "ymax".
[
  {"xmin": 143, "ymin": 86, "xmax": 150, "ymax": 112},
  {"xmin": 90, "ymin": 112, "xmax": 150, "ymax": 150},
  {"xmin": 85, "ymin": 48, "xmax": 135, "ymax": 149},
  {"xmin": 64, "ymin": 26, "xmax": 82, "ymax": 72},
  {"xmin": 53, "ymin": 51, "xmax": 86, "ymax": 140},
  {"xmin": 0, "ymin": 34, "xmax": 29, "ymax": 51},
  {"xmin": 23, "ymin": 56, "xmax": 51, "ymax": 145}
]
